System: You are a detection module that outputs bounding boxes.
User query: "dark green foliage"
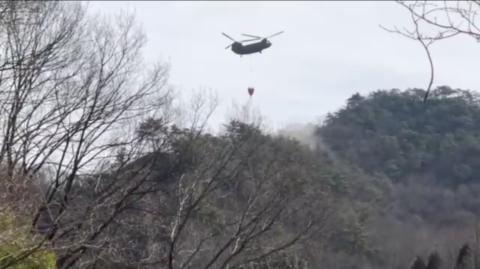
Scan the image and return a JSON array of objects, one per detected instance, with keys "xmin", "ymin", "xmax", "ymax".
[
  {"xmin": 414, "ymin": 244, "xmax": 475, "ymax": 269},
  {"xmin": 455, "ymin": 244, "xmax": 471, "ymax": 269},
  {"xmin": 316, "ymin": 87, "xmax": 480, "ymax": 268},
  {"xmin": 412, "ymin": 256, "xmax": 427, "ymax": 269},
  {"xmin": 426, "ymin": 252, "xmax": 441, "ymax": 269},
  {"xmin": 318, "ymin": 86, "xmax": 480, "ymax": 187}
]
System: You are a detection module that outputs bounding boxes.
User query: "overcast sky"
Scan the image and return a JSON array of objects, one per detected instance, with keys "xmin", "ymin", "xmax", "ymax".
[{"xmin": 89, "ymin": 1, "xmax": 480, "ymax": 129}]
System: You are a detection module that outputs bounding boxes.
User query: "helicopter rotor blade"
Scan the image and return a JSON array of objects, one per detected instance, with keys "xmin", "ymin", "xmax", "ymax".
[
  {"xmin": 267, "ymin": 31, "xmax": 284, "ymax": 39},
  {"xmin": 222, "ymin": 33, "xmax": 236, "ymax": 42},
  {"xmin": 225, "ymin": 44, "xmax": 232, "ymax": 49},
  {"xmin": 240, "ymin": 38, "xmax": 259, "ymax": 43},
  {"xmin": 241, "ymin": 33, "xmax": 262, "ymax": 39}
]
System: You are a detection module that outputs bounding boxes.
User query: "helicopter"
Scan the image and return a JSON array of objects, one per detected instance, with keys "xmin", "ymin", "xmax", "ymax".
[{"xmin": 222, "ymin": 31, "xmax": 284, "ymax": 56}]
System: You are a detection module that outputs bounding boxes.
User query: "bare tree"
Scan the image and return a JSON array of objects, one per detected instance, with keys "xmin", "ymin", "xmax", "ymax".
[
  {"xmin": 45, "ymin": 112, "xmax": 334, "ymax": 269},
  {"xmin": 0, "ymin": 2, "xmax": 175, "ymax": 268},
  {"xmin": 115, "ymin": 120, "xmax": 335, "ymax": 269},
  {"xmin": 381, "ymin": 0, "xmax": 480, "ymax": 101}
]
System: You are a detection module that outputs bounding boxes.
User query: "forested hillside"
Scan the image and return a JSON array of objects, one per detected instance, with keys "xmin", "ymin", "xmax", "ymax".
[
  {"xmin": 314, "ymin": 87, "xmax": 480, "ymax": 269},
  {"xmin": 317, "ymin": 86, "xmax": 480, "ymax": 225},
  {"xmin": 318, "ymin": 86, "xmax": 480, "ymax": 188}
]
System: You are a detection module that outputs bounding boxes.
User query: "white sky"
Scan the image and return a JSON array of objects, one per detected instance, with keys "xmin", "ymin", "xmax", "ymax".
[{"xmin": 89, "ymin": 1, "xmax": 480, "ymax": 129}]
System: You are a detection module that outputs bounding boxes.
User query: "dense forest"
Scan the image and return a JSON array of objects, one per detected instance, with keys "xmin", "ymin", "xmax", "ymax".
[
  {"xmin": 281, "ymin": 86, "xmax": 480, "ymax": 269},
  {"xmin": 2, "ymin": 2, "xmax": 480, "ymax": 269},
  {"xmin": 318, "ymin": 87, "xmax": 480, "ymax": 224}
]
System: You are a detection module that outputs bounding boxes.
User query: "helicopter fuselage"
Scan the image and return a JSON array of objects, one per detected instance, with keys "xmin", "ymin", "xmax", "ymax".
[{"xmin": 231, "ymin": 39, "xmax": 272, "ymax": 55}]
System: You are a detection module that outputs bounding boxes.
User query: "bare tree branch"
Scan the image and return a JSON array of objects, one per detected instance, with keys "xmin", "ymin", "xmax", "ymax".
[{"xmin": 380, "ymin": 0, "xmax": 480, "ymax": 102}]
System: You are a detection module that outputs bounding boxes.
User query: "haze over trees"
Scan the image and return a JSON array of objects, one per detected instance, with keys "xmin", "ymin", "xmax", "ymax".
[{"xmin": 2, "ymin": 1, "xmax": 480, "ymax": 269}]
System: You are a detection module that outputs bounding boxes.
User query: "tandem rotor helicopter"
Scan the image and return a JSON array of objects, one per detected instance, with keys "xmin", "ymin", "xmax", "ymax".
[
  {"xmin": 222, "ymin": 31, "xmax": 284, "ymax": 56},
  {"xmin": 222, "ymin": 31, "xmax": 284, "ymax": 98}
]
